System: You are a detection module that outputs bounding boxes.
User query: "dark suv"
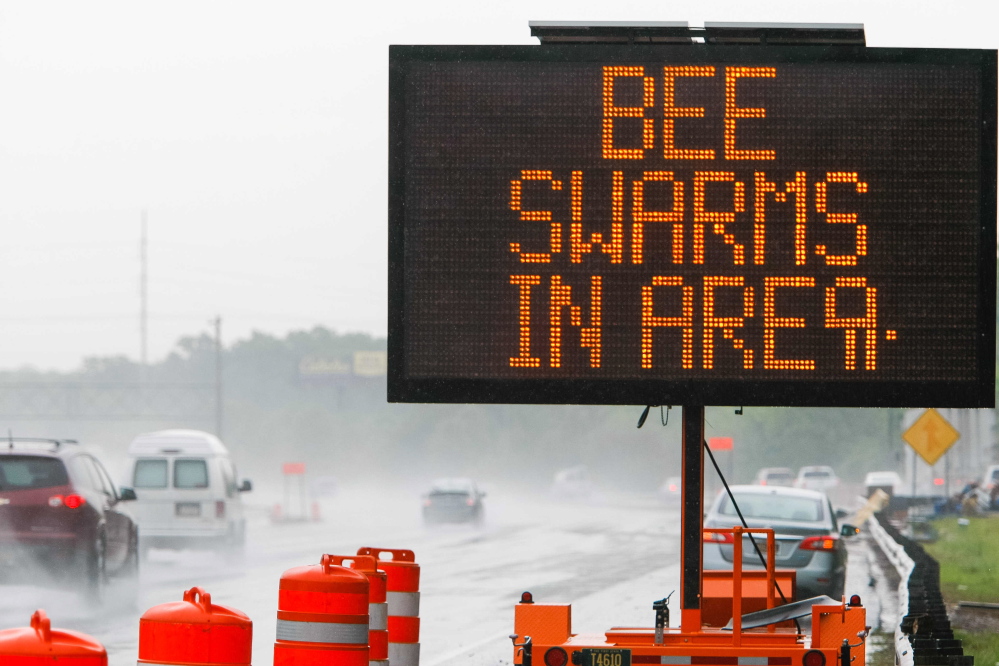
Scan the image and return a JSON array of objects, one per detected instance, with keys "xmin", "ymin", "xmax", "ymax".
[{"xmin": 0, "ymin": 438, "xmax": 139, "ymax": 599}]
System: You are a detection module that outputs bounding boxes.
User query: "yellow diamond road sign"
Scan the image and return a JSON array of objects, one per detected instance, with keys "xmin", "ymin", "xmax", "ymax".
[{"xmin": 902, "ymin": 408, "xmax": 960, "ymax": 466}]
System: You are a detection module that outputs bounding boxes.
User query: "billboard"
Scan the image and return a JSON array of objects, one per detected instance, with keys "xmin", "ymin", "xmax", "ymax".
[{"xmin": 389, "ymin": 44, "xmax": 996, "ymax": 406}]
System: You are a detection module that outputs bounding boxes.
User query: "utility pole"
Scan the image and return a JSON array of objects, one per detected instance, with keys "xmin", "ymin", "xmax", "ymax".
[
  {"xmin": 214, "ymin": 315, "xmax": 223, "ymax": 439},
  {"xmin": 140, "ymin": 210, "xmax": 148, "ymax": 369}
]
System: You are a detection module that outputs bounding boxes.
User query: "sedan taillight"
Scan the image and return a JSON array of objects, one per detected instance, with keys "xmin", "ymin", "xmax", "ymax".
[
  {"xmin": 799, "ymin": 535, "xmax": 838, "ymax": 551},
  {"xmin": 49, "ymin": 494, "xmax": 87, "ymax": 509},
  {"xmin": 216, "ymin": 501, "xmax": 226, "ymax": 519},
  {"xmin": 704, "ymin": 531, "xmax": 734, "ymax": 544}
]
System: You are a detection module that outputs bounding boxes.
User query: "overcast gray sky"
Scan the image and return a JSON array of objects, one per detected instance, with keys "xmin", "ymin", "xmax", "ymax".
[{"xmin": 0, "ymin": 0, "xmax": 994, "ymax": 371}]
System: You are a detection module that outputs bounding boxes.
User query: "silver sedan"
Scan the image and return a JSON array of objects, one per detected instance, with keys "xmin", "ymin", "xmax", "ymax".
[{"xmin": 702, "ymin": 484, "xmax": 857, "ymax": 600}]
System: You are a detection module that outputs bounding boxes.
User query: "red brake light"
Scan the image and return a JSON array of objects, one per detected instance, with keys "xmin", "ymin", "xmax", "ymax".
[
  {"xmin": 544, "ymin": 647, "xmax": 568, "ymax": 666},
  {"xmin": 704, "ymin": 531, "xmax": 734, "ymax": 544},
  {"xmin": 668, "ymin": 484, "xmax": 677, "ymax": 492},
  {"xmin": 62, "ymin": 494, "xmax": 86, "ymax": 509},
  {"xmin": 216, "ymin": 501, "xmax": 226, "ymax": 518},
  {"xmin": 466, "ymin": 498, "xmax": 475, "ymax": 506},
  {"xmin": 799, "ymin": 535, "xmax": 838, "ymax": 551}
]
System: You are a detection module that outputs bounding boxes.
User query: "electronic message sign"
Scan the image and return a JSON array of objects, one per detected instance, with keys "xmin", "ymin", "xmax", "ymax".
[{"xmin": 388, "ymin": 45, "xmax": 996, "ymax": 407}]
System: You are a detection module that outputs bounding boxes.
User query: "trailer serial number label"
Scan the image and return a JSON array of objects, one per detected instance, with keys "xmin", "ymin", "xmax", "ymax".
[{"xmin": 390, "ymin": 48, "xmax": 996, "ymax": 405}]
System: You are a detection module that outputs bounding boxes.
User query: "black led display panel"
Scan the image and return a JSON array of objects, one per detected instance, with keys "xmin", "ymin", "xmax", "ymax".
[{"xmin": 389, "ymin": 45, "xmax": 997, "ymax": 407}]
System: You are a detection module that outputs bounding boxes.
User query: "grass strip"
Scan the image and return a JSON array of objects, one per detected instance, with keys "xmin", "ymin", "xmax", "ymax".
[{"xmin": 923, "ymin": 516, "xmax": 999, "ymax": 603}]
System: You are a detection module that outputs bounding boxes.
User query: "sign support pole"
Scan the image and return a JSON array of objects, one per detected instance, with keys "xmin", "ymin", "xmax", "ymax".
[{"xmin": 680, "ymin": 405, "xmax": 704, "ymax": 633}]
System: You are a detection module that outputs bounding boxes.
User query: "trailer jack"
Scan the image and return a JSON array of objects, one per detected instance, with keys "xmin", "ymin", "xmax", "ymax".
[{"xmin": 511, "ymin": 634, "xmax": 533, "ymax": 666}]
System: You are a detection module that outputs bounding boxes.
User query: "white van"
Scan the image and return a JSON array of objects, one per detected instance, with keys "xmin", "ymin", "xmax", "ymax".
[{"xmin": 125, "ymin": 429, "xmax": 252, "ymax": 555}]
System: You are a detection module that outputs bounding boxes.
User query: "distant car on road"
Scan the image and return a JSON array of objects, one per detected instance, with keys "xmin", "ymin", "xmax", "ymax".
[
  {"xmin": 863, "ymin": 471, "xmax": 903, "ymax": 498},
  {"xmin": 702, "ymin": 484, "xmax": 857, "ymax": 600},
  {"xmin": 794, "ymin": 465, "xmax": 839, "ymax": 492},
  {"xmin": 659, "ymin": 476, "xmax": 682, "ymax": 502},
  {"xmin": 422, "ymin": 478, "xmax": 485, "ymax": 525},
  {"xmin": 550, "ymin": 465, "xmax": 596, "ymax": 501},
  {"xmin": 981, "ymin": 464, "xmax": 999, "ymax": 491},
  {"xmin": 311, "ymin": 475, "xmax": 339, "ymax": 498},
  {"xmin": 0, "ymin": 437, "xmax": 139, "ymax": 600},
  {"xmin": 753, "ymin": 467, "xmax": 795, "ymax": 487}
]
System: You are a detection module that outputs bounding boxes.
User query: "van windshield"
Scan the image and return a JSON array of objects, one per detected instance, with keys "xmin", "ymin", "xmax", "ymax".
[
  {"xmin": 134, "ymin": 459, "xmax": 168, "ymax": 488},
  {"xmin": 175, "ymin": 459, "xmax": 209, "ymax": 489}
]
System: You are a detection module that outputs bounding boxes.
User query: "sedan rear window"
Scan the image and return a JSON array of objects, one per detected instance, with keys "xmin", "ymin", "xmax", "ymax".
[
  {"xmin": 720, "ymin": 493, "xmax": 824, "ymax": 522},
  {"xmin": 174, "ymin": 459, "xmax": 209, "ymax": 489},
  {"xmin": 133, "ymin": 459, "xmax": 168, "ymax": 488},
  {"xmin": 0, "ymin": 456, "xmax": 70, "ymax": 490}
]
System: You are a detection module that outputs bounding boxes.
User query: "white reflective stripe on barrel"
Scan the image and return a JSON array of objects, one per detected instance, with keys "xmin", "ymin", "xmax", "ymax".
[
  {"xmin": 139, "ymin": 663, "xmax": 251, "ymax": 666},
  {"xmin": 369, "ymin": 602, "xmax": 388, "ymax": 630},
  {"xmin": 386, "ymin": 591, "xmax": 420, "ymax": 617},
  {"xmin": 276, "ymin": 619, "xmax": 369, "ymax": 644},
  {"xmin": 370, "ymin": 661, "xmax": 390, "ymax": 666},
  {"xmin": 389, "ymin": 641, "xmax": 420, "ymax": 666}
]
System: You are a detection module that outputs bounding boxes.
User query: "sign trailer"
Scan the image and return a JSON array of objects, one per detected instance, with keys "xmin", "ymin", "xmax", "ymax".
[{"xmin": 387, "ymin": 20, "xmax": 997, "ymax": 666}]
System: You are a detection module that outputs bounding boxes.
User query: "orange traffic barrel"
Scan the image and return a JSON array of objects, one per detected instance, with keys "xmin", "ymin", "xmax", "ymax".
[
  {"xmin": 275, "ymin": 553, "xmax": 370, "ymax": 666},
  {"xmin": 138, "ymin": 587, "xmax": 252, "ymax": 666},
  {"xmin": 0, "ymin": 610, "xmax": 106, "ymax": 666},
  {"xmin": 357, "ymin": 547, "xmax": 420, "ymax": 666},
  {"xmin": 325, "ymin": 555, "xmax": 388, "ymax": 666}
]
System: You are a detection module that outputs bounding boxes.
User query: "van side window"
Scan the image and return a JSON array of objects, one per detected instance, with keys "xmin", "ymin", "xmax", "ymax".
[
  {"xmin": 134, "ymin": 459, "xmax": 169, "ymax": 488},
  {"xmin": 175, "ymin": 459, "xmax": 209, "ymax": 489}
]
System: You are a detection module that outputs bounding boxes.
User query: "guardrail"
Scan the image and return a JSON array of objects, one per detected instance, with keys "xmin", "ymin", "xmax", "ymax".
[{"xmin": 870, "ymin": 513, "xmax": 973, "ymax": 666}]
